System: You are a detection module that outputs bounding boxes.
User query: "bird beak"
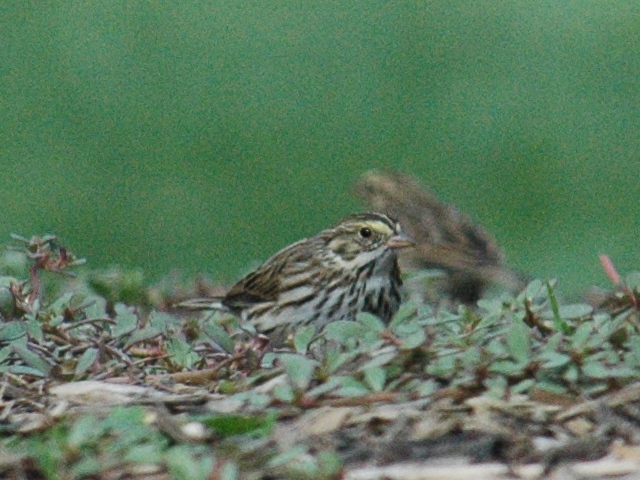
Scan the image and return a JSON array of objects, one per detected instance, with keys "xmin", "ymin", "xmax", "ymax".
[{"xmin": 386, "ymin": 232, "xmax": 415, "ymax": 249}]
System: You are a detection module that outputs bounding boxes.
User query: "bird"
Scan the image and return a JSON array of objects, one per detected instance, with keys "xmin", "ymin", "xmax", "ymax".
[
  {"xmin": 179, "ymin": 212, "xmax": 414, "ymax": 338},
  {"xmin": 354, "ymin": 171, "xmax": 526, "ymax": 304}
]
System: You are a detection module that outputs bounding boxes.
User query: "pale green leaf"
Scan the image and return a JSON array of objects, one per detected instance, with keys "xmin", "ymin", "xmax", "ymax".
[
  {"xmin": 541, "ymin": 352, "xmax": 571, "ymax": 369},
  {"xmin": 355, "ymin": 312, "xmax": 385, "ymax": 332},
  {"xmin": 506, "ymin": 319, "xmax": 530, "ymax": 363},
  {"xmin": 166, "ymin": 338, "xmax": 199, "ymax": 369},
  {"xmin": 124, "ymin": 326, "xmax": 162, "ymax": 350},
  {"xmin": 333, "ymin": 377, "xmax": 369, "ymax": 397},
  {"xmin": 364, "ymin": 367, "xmax": 386, "ymax": 391},
  {"xmin": 278, "ymin": 353, "xmax": 317, "ymax": 390},
  {"xmin": 273, "ymin": 383, "xmax": 295, "ymax": 402},
  {"xmin": 203, "ymin": 322, "xmax": 234, "ymax": 353},
  {"xmin": 0, "ymin": 321, "xmax": 26, "ymax": 342},
  {"xmin": 400, "ymin": 329, "xmax": 426, "ymax": 349},
  {"xmin": 389, "ymin": 302, "xmax": 417, "ymax": 328},
  {"xmin": 12, "ymin": 344, "xmax": 51, "ymax": 375},
  {"xmin": 112, "ymin": 303, "xmax": 138, "ymax": 338},
  {"xmin": 75, "ymin": 348, "xmax": 98, "ymax": 376},
  {"xmin": 323, "ymin": 320, "xmax": 365, "ymax": 342},
  {"xmin": 293, "ymin": 325, "xmax": 317, "ymax": 354},
  {"xmin": 570, "ymin": 322, "xmax": 592, "ymax": 348}
]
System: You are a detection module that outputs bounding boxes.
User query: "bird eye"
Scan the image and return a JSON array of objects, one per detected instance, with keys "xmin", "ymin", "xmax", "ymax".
[{"xmin": 359, "ymin": 227, "xmax": 372, "ymax": 238}]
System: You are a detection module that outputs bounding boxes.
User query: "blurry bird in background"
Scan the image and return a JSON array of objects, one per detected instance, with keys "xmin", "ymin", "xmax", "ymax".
[{"xmin": 354, "ymin": 171, "xmax": 527, "ymax": 305}]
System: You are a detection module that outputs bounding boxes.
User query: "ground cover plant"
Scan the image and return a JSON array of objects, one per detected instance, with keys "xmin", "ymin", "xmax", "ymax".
[{"xmin": 1, "ymin": 235, "xmax": 640, "ymax": 479}]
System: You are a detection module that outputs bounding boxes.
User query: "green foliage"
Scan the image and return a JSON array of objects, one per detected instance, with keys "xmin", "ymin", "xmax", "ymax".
[
  {"xmin": 15, "ymin": 407, "xmax": 172, "ymax": 480},
  {"xmin": 201, "ymin": 412, "xmax": 276, "ymax": 439},
  {"xmin": 3, "ymin": 234, "xmax": 640, "ymax": 477}
]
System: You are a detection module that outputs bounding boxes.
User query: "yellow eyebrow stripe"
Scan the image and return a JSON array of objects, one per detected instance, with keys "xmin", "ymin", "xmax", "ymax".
[{"xmin": 363, "ymin": 221, "xmax": 395, "ymax": 236}]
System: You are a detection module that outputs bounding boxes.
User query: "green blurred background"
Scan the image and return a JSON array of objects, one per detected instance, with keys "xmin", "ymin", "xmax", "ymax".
[{"xmin": 2, "ymin": 1, "xmax": 639, "ymax": 295}]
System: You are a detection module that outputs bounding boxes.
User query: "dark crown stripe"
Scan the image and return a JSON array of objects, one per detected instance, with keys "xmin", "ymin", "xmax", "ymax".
[{"xmin": 334, "ymin": 212, "xmax": 397, "ymax": 229}]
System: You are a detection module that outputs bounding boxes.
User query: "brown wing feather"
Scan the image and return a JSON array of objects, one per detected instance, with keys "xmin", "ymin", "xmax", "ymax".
[{"xmin": 222, "ymin": 238, "xmax": 314, "ymax": 312}]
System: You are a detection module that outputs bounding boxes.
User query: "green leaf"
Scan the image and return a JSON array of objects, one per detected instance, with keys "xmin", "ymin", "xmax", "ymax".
[
  {"xmin": 67, "ymin": 414, "xmax": 103, "ymax": 448},
  {"xmin": 103, "ymin": 405, "xmax": 146, "ymax": 431},
  {"xmin": 485, "ymin": 338, "xmax": 508, "ymax": 356},
  {"xmin": 506, "ymin": 319, "xmax": 531, "ymax": 363},
  {"xmin": 322, "ymin": 321, "xmax": 366, "ymax": 342},
  {"xmin": 484, "ymin": 375, "xmax": 508, "ymax": 397},
  {"xmin": 545, "ymin": 281, "xmax": 570, "ymax": 333},
  {"xmin": 400, "ymin": 329, "xmax": 426, "ymax": 349},
  {"xmin": 49, "ymin": 314, "xmax": 65, "ymax": 327},
  {"xmin": 541, "ymin": 352, "xmax": 571, "ymax": 369},
  {"xmin": 273, "ymin": 383, "xmax": 296, "ymax": 403},
  {"xmin": 355, "ymin": 312, "xmax": 385, "ymax": 332},
  {"xmin": 490, "ymin": 360, "xmax": 525, "ymax": 376},
  {"xmin": 30, "ymin": 299, "xmax": 41, "ymax": 316},
  {"xmin": 523, "ymin": 279, "xmax": 545, "ymax": 300},
  {"xmin": 511, "ymin": 378, "xmax": 535, "ymax": 394},
  {"xmin": 324, "ymin": 349, "xmax": 359, "ymax": 374},
  {"xmin": 202, "ymin": 412, "xmax": 276, "ymax": 438},
  {"xmin": 541, "ymin": 304, "xmax": 593, "ymax": 320},
  {"xmin": 124, "ymin": 326, "xmax": 162, "ymax": 350},
  {"xmin": 83, "ymin": 297, "xmax": 107, "ymax": 320},
  {"xmin": 148, "ymin": 311, "xmax": 177, "ymax": 333},
  {"xmin": 124, "ymin": 443, "xmax": 163, "ymax": 464},
  {"xmin": 581, "ymin": 362, "xmax": 610, "ymax": 379},
  {"xmin": 474, "ymin": 312, "xmax": 503, "ymax": 330},
  {"xmin": 582, "ymin": 362, "xmax": 636, "ymax": 379},
  {"xmin": 71, "ymin": 458, "xmax": 103, "ymax": 478},
  {"xmin": 563, "ymin": 364, "xmax": 579, "ymax": 382},
  {"xmin": 278, "ymin": 353, "xmax": 317, "ymax": 390},
  {"xmin": 268, "ymin": 445, "xmax": 308, "ymax": 468},
  {"xmin": 536, "ymin": 380, "xmax": 567, "ymax": 395},
  {"xmin": 0, "ymin": 321, "xmax": 27, "ymax": 342},
  {"xmin": 364, "ymin": 367, "xmax": 386, "ymax": 391},
  {"xmin": 242, "ymin": 391, "xmax": 271, "ymax": 409},
  {"xmin": 47, "ymin": 292, "xmax": 74, "ymax": 315},
  {"xmin": 333, "ymin": 377, "xmax": 369, "ymax": 397},
  {"xmin": 24, "ymin": 424, "xmax": 66, "ymax": 479},
  {"xmin": 558, "ymin": 304, "xmax": 593, "ymax": 319},
  {"xmin": 570, "ymin": 322, "xmax": 592, "ymax": 348},
  {"xmin": 112, "ymin": 303, "xmax": 138, "ymax": 338},
  {"xmin": 165, "ymin": 445, "xmax": 214, "ymax": 480},
  {"xmin": 26, "ymin": 317, "xmax": 43, "ymax": 343},
  {"xmin": 0, "ymin": 287, "xmax": 16, "ymax": 318},
  {"xmin": 628, "ymin": 335, "xmax": 640, "ymax": 362},
  {"xmin": 293, "ymin": 325, "xmax": 317, "ymax": 354},
  {"xmin": 389, "ymin": 302, "xmax": 417, "ymax": 329},
  {"xmin": 596, "ymin": 310, "xmax": 632, "ymax": 340},
  {"xmin": 203, "ymin": 321, "xmax": 235, "ymax": 353},
  {"xmin": 543, "ymin": 332, "xmax": 564, "ymax": 352},
  {"xmin": 166, "ymin": 338, "xmax": 200, "ymax": 369},
  {"xmin": 463, "ymin": 345, "xmax": 483, "ymax": 363},
  {"xmin": 360, "ymin": 351, "xmax": 397, "ymax": 370},
  {"xmin": 75, "ymin": 348, "xmax": 98, "ymax": 376},
  {"xmin": 583, "ymin": 383, "xmax": 609, "ymax": 397},
  {"xmin": 3, "ymin": 365, "xmax": 48, "ymax": 376},
  {"xmin": 304, "ymin": 381, "xmax": 337, "ymax": 399},
  {"xmin": 0, "ymin": 346, "xmax": 10, "ymax": 364},
  {"xmin": 220, "ymin": 462, "xmax": 240, "ymax": 480},
  {"xmin": 426, "ymin": 354, "xmax": 457, "ymax": 378},
  {"xmin": 12, "ymin": 344, "xmax": 51, "ymax": 375},
  {"xmin": 477, "ymin": 299, "xmax": 504, "ymax": 314},
  {"xmin": 415, "ymin": 379, "xmax": 439, "ymax": 396}
]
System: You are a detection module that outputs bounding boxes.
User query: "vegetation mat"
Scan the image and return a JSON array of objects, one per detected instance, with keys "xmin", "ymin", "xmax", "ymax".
[{"xmin": 1, "ymin": 235, "xmax": 640, "ymax": 480}]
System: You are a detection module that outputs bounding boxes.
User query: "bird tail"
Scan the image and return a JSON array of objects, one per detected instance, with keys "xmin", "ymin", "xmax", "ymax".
[{"xmin": 174, "ymin": 297, "xmax": 227, "ymax": 311}]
